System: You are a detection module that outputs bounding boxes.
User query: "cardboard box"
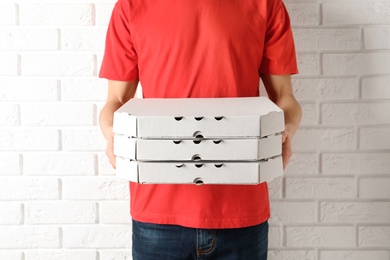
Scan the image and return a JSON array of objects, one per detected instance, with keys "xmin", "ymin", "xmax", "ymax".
[
  {"xmin": 116, "ymin": 156, "xmax": 283, "ymax": 185},
  {"xmin": 113, "ymin": 97, "xmax": 285, "ymax": 185},
  {"xmin": 113, "ymin": 97, "xmax": 284, "ymax": 138},
  {"xmin": 114, "ymin": 134, "xmax": 282, "ymax": 161}
]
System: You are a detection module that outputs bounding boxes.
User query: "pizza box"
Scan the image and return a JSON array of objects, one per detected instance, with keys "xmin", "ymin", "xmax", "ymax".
[
  {"xmin": 115, "ymin": 156, "xmax": 283, "ymax": 185},
  {"xmin": 113, "ymin": 97, "xmax": 284, "ymax": 138},
  {"xmin": 114, "ymin": 134, "xmax": 282, "ymax": 161}
]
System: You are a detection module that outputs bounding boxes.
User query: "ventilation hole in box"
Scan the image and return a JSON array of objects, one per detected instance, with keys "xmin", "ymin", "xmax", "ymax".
[
  {"xmin": 213, "ymin": 139, "xmax": 222, "ymax": 144},
  {"xmin": 195, "ymin": 163, "xmax": 203, "ymax": 168},
  {"xmin": 193, "ymin": 131, "xmax": 204, "ymax": 139},
  {"xmin": 193, "ymin": 139, "xmax": 201, "ymax": 144},
  {"xmin": 214, "ymin": 116, "xmax": 223, "ymax": 121},
  {"xmin": 174, "ymin": 116, "xmax": 183, "ymax": 121},
  {"xmin": 192, "ymin": 154, "xmax": 202, "ymax": 161},
  {"xmin": 214, "ymin": 163, "xmax": 223, "ymax": 168},
  {"xmin": 173, "ymin": 140, "xmax": 182, "ymax": 144},
  {"xmin": 193, "ymin": 177, "xmax": 204, "ymax": 186},
  {"xmin": 194, "ymin": 116, "xmax": 203, "ymax": 121}
]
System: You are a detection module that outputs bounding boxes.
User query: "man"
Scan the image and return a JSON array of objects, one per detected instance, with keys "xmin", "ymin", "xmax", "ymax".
[{"xmin": 99, "ymin": 0, "xmax": 302, "ymax": 259}]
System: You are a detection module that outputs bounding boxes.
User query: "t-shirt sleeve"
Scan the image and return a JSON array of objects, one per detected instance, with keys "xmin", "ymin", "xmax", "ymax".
[
  {"xmin": 99, "ymin": 0, "xmax": 139, "ymax": 81},
  {"xmin": 259, "ymin": 0, "xmax": 298, "ymax": 75}
]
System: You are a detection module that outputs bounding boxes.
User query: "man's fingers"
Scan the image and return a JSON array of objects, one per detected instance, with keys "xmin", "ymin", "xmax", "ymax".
[
  {"xmin": 282, "ymin": 132, "xmax": 287, "ymax": 143},
  {"xmin": 106, "ymin": 137, "xmax": 116, "ymax": 169},
  {"xmin": 282, "ymin": 134, "xmax": 292, "ymax": 169},
  {"xmin": 106, "ymin": 149, "xmax": 116, "ymax": 169}
]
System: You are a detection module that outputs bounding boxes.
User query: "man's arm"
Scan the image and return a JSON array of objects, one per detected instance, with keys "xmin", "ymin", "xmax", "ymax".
[
  {"xmin": 260, "ymin": 74, "xmax": 302, "ymax": 169},
  {"xmin": 99, "ymin": 80, "xmax": 139, "ymax": 168}
]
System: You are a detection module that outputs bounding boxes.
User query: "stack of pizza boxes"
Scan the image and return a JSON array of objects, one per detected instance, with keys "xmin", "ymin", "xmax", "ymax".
[{"xmin": 113, "ymin": 97, "xmax": 284, "ymax": 185}]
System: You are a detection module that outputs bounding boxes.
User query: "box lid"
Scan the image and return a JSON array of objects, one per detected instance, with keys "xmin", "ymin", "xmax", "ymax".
[
  {"xmin": 114, "ymin": 134, "xmax": 282, "ymax": 161},
  {"xmin": 115, "ymin": 156, "xmax": 283, "ymax": 185},
  {"xmin": 113, "ymin": 97, "xmax": 284, "ymax": 138}
]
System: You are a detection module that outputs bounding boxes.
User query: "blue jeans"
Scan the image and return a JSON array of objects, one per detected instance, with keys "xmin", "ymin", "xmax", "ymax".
[{"xmin": 132, "ymin": 220, "xmax": 269, "ymax": 260}]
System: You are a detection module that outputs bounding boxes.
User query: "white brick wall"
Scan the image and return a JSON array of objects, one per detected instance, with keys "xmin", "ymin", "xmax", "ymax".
[{"xmin": 0, "ymin": 0, "xmax": 389, "ymax": 259}]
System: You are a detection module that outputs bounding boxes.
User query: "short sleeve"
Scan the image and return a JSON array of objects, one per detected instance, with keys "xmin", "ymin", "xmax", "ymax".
[
  {"xmin": 259, "ymin": 0, "xmax": 298, "ymax": 75},
  {"xmin": 99, "ymin": 0, "xmax": 139, "ymax": 81}
]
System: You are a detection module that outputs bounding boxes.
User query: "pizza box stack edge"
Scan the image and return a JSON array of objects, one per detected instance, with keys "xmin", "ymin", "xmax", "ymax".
[{"xmin": 113, "ymin": 97, "xmax": 285, "ymax": 185}]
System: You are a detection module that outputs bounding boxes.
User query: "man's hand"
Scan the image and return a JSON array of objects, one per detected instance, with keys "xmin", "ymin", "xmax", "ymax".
[
  {"xmin": 105, "ymin": 129, "xmax": 116, "ymax": 169},
  {"xmin": 261, "ymin": 74, "xmax": 302, "ymax": 169},
  {"xmin": 99, "ymin": 80, "xmax": 138, "ymax": 169},
  {"xmin": 281, "ymin": 127, "xmax": 293, "ymax": 169}
]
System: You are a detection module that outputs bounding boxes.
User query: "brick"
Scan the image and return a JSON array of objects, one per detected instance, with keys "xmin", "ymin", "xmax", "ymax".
[
  {"xmin": 95, "ymin": 2, "xmax": 116, "ymax": 26},
  {"xmin": 0, "ymin": 4, "xmax": 17, "ymax": 25},
  {"xmin": 61, "ymin": 28, "xmax": 106, "ymax": 51},
  {"xmin": 296, "ymin": 53, "xmax": 320, "ymax": 76},
  {"xmin": 22, "ymin": 54, "xmax": 95, "ymax": 76},
  {"xmin": 323, "ymin": 3, "xmax": 390, "ymax": 25},
  {"xmin": 321, "ymin": 250, "xmax": 389, "ymax": 260},
  {"xmin": 0, "ymin": 252, "xmax": 21, "ymax": 260},
  {"xmin": 293, "ymin": 28, "xmax": 361, "ymax": 51},
  {"xmin": 0, "ymin": 227, "xmax": 60, "ymax": 249},
  {"xmin": 267, "ymin": 177, "xmax": 283, "ymax": 199},
  {"xmin": 322, "ymin": 153, "xmax": 390, "ymax": 175},
  {"xmin": 98, "ymin": 153, "xmax": 116, "ymax": 176},
  {"xmin": 286, "ymin": 226, "xmax": 355, "ymax": 247},
  {"xmin": 62, "ymin": 129, "xmax": 106, "ymax": 151},
  {"xmin": 0, "ymin": 78, "xmax": 58, "ymax": 101},
  {"xmin": 135, "ymin": 84, "xmax": 143, "ymax": 98},
  {"xmin": 321, "ymin": 102, "xmax": 390, "ymax": 125},
  {"xmin": 320, "ymin": 202, "xmax": 390, "ymax": 223},
  {"xmin": 24, "ymin": 152, "xmax": 95, "ymax": 176},
  {"xmin": 0, "ymin": 154, "xmax": 20, "ymax": 175},
  {"xmin": 362, "ymin": 77, "xmax": 390, "ymax": 99},
  {"xmin": 21, "ymin": 104, "xmax": 94, "ymax": 126},
  {"xmin": 99, "ymin": 251, "xmax": 132, "ymax": 260},
  {"xmin": 0, "ymin": 53, "xmax": 19, "ymax": 76},
  {"xmin": 359, "ymin": 177, "xmax": 390, "ymax": 199},
  {"xmin": 63, "ymin": 225, "xmax": 132, "ymax": 248},
  {"xmin": 285, "ymin": 3, "xmax": 320, "ymax": 26},
  {"xmin": 96, "ymin": 52, "xmax": 105, "ymax": 72},
  {"xmin": 292, "ymin": 78, "xmax": 359, "ymax": 101},
  {"xmin": 0, "ymin": 28, "xmax": 58, "ymax": 51},
  {"xmin": 358, "ymin": 226, "xmax": 390, "ymax": 247},
  {"xmin": 61, "ymin": 78, "xmax": 107, "ymax": 101},
  {"xmin": 360, "ymin": 127, "xmax": 390, "ymax": 150},
  {"xmin": 20, "ymin": 4, "xmax": 94, "ymax": 26},
  {"xmin": 323, "ymin": 53, "xmax": 390, "ymax": 75},
  {"xmin": 25, "ymin": 251, "xmax": 97, "ymax": 260},
  {"xmin": 0, "ymin": 177, "xmax": 59, "ymax": 200},
  {"xmin": 0, "ymin": 104, "xmax": 19, "ymax": 126},
  {"xmin": 364, "ymin": 28, "xmax": 390, "ymax": 49},
  {"xmin": 285, "ymin": 177, "xmax": 356, "ymax": 199},
  {"xmin": 299, "ymin": 103, "xmax": 317, "ymax": 126},
  {"xmin": 0, "ymin": 129, "xmax": 59, "ymax": 151},
  {"xmin": 284, "ymin": 153, "xmax": 319, "ymax": 175},
  {"xmin": 269, "ymin": 202, "xmax": 316, "ymax": 224},
  {"xmin": 25, "ymin": 201, "xmax": 96, "ymax": 224},
  {"xmin": 0, "ymin": 202, "xmax": 22, "ymax": 224},
  {"xmin": 100, "ymin": 201, "xmax": 131, "ymax": 224},
  {"xmin": 268, "ymin": 226, "xmax": 281, "ymax": 248},
  {"xmin": 293, "ymin": 128, "xmax": 356, "ymax": 151},
  {"xmin": 268, "ymin": 250, "xmax": 316, "ymax": 260},
  {"xmin": 62, "ymin": 177, "xmax": 129, "ymax": 200}
]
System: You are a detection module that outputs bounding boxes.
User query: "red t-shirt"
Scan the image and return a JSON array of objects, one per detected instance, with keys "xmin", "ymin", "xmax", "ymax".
[{"xmin": 100, "ymin": 0, "xmax": 298, "ymax": 228}]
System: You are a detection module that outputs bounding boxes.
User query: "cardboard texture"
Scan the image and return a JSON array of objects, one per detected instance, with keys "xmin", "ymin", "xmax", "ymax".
[
  {"xmin": 114, "ymin": 134, "xmax": 282, "ymax": 161},
  {"xmin": 113, "ymin": 97, "xmax": 284, "ymax": 138},
  {"xmin": 116, "ymin": 156, "xmax": 283, "ymax": 185},
  {"xmin": 113, "ymin": 97, "xmax": 285, "ymax": 185}
]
